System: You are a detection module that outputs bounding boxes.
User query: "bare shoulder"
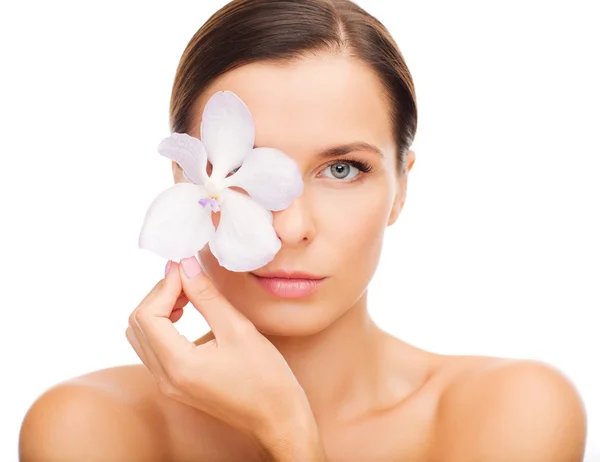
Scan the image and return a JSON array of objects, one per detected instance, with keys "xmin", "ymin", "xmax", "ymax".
[
  {"xmin": 19, "ymin": 364, "xmax": 170, "ymax": 462},
  {"xmin": 429, "ymin": 355, "xmax": 587, "ymax": 462}
]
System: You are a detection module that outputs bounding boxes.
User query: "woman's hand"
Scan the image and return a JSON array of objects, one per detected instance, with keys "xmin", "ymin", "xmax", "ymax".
[{"xmin": 125, "ymin": 257, "xmax": 322, "ymax": 456}]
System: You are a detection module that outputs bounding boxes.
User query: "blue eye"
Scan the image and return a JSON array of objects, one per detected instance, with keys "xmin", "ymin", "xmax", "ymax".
[
  {"xmin": 322, "ymin": 162, "xmax": 359, "ymax": 180},
  {"xmin": 320, "ymin": 159, "xmax": 373, "ymax": 180}
]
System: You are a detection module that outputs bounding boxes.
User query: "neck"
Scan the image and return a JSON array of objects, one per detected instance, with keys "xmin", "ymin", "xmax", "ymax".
[{"xmin": 264, "ymin": 292, "xmax": 385, "ymax": 425}]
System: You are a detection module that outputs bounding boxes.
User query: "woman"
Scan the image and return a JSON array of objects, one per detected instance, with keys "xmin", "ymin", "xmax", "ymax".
[{"xmin": 19, "ymin": 0, "xmax": 587, "ymax": 461}]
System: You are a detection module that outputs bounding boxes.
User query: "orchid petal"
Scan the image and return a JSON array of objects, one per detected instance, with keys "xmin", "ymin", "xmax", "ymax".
[
  {"xmin": 200, "ymin": 91, "xmax": 255, "ymax": 180},
  {"xmin": 224, "ymin": 147, "xmax": 304, "ymax": 211},
  {"xmin": 139, "ymin": 183, "xmax": 215, "ymax": 260},
  {"xmin": 209, "ymin": 189, "xmax": 281, "ymax": 272},
  {"xmin": 158, "ymin": 133, "xmax": 208, "ymax": 185}
]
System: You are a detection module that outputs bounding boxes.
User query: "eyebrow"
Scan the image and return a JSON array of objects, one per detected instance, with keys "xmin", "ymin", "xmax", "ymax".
[{"xmin": 316, "ymin": 141, "xmax": 384, "ymax": 159}]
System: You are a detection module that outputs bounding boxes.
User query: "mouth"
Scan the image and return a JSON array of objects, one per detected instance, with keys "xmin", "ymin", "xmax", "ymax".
[{"xmin": 250, "ymin": 271, "xmax": 326, "ymax": 298}]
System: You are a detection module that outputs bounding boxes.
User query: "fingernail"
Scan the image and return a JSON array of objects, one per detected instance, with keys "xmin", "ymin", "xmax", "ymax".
[
  {"xmin": 180, "ymin": 256, "xmax": 202, "ymax": 279},
  {"xmin": 164, "ymin": 260, "xmax": 172, "ymax": 276}
]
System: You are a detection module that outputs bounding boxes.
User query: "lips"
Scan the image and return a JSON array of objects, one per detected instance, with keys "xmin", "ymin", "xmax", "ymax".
[{"xmin": 250, "ymin": 270, "xmax": 326, "ymax": 298}]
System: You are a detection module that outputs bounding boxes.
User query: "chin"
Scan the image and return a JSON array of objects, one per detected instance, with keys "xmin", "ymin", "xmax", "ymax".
[
  {"xmin": 225, "ymin": 286, "xmax": 340, "ymax": 336},
  {"xmin": 247, "ymin": 306, "xmax": 336, "ymax": 337}
]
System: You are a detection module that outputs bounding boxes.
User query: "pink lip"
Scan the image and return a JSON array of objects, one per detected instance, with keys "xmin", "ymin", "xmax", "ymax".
[{"xmin": 250, "ymin": 271, "xmax": 326, "ymax": 298}]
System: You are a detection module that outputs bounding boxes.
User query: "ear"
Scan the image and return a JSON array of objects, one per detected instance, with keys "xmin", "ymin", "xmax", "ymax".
[
  {"xmin": 172, "ymin": 161, "xmax": 185, "ymax": 183},
  {"xmin": 387, "ymin": 149, "xmax": 416, "ymax": 226}
]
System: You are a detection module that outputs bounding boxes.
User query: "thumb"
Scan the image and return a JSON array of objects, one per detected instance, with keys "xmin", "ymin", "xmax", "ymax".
[{"xmin": 178, "ymin": 256, "xmax": 254, "ymax": 340}]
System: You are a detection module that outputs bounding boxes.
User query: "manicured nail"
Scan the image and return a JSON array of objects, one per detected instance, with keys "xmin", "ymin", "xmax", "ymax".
[
  {"xmin": 164, "ymin": 260, "xmax": 172, "ymax": 276},
  {"xmin": 180, "ymin": 256, "xmax": 202, "ymax": 279}
]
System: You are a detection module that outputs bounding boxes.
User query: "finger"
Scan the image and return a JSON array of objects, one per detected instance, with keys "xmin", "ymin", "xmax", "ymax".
[
  {"xmin": 126, "ymin": 325, "xmax": 172, "ymax": 394},
  {"xmin": 179, "ymin": 256, "xmax": 255, "ymax": 341},
  {"xmin": 169, "ymin": 292, "xmax": 188, "ymax": 323},
  {"xmin": 128, "ymin": 313, "xmax": 168, "ymax": 377},
  {"xmin": 174, "ymin": 291, "xmax": 189, "ymax": 310},
  {"xmin": 136, "ymin": 273, "xmax": 173, "ymax": 310},
  {"xmin": 125, "ymin": 326, "xmax": 144, "ymax": 361},
  {"xmin": 125, "ymin": 325, "xmax": 164, "ymax": 377},
  {"xmin": 134, "ymin": 261, "xmax": 195, "ymax": 366},
  {"xmin": 134, "ymin": 262, "xmax": 186, "ymax": 315},
  {"xmin": 131, "ymin": 276, "xmax": 182, "ymax": 331},
  {"xmin": 170, "ymin": 308, "xmax": 184, "ymax": 323}
]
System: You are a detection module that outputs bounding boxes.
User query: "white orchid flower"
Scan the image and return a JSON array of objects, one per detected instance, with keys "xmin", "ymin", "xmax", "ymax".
[{"xmin": 138, "ymin": 91, "xmax": 304, "ymax": 272}]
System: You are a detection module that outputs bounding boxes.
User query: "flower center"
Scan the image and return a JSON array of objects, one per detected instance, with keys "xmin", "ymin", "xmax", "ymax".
[
  {"xmin": 198, "ymin": 197, "xmax": 220, "ymax": 212},
  {"xmin": 198, "ymin": 177, "xmax": 223, "ymax": 212},
  {"xmin": 204, "ymin": 177, "xmax": 222, "ymax": 198}
]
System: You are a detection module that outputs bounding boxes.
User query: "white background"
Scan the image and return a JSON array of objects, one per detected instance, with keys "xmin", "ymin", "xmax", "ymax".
[{"xmin": 1, "ymin": 1, "xmax": 598, "ymax": 460}]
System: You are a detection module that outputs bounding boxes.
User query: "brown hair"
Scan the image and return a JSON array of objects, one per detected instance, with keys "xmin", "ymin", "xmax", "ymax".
[{"xmin": 169, "ymin": 0, "xmax": 417, "ymax": 174}]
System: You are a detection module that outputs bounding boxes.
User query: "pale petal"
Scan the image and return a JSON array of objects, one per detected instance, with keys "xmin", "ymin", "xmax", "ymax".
[
  {"xmin": 224, "ymin": 147, "xmax": 304, "ymax": 211},
  {"xmin": 209, "ymin": 189, "xmax": 281, "ymax": 272},
  {"xmin": 200, "ymin": 91, "xmax": 255, "ymax": 180},
  {"xmin": 139, "ymin": 183, "xmax": 215, "ymax": 260},
  {"xmin": 158, "ymin": 133, "xmax": 208, "ymax": 185}
]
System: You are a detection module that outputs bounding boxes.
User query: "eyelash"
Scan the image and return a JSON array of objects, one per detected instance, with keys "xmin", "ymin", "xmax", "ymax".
[{"xmin": 321, "ymin": 156, "xmax": 374, "ymax": 181}]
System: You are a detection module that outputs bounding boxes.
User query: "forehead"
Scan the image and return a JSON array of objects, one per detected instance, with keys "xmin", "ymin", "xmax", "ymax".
[{"xmin": 189, "ymin": 53, "xmax": 394, "ymax": 159}]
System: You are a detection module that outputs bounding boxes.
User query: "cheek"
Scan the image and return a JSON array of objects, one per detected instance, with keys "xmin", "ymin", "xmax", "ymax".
[{"xmin": 316, "ymin": 182, "xmax": 393, "ymax": 265}]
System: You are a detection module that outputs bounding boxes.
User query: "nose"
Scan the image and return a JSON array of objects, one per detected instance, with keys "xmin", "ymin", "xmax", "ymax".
[{"xmin": 272, "ymin": 194, "xmax": 316, "ymax": 246}]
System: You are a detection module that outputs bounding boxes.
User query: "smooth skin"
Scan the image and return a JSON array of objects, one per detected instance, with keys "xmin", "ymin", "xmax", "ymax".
[{"xmin": 19, "ymin": 52, "xmax": 587, "ymax": 461}]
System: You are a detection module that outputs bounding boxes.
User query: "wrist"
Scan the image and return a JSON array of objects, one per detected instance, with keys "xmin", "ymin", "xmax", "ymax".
[{"xmin": 255, "ymin": 397, "xmax": 327, "ymax": 461}]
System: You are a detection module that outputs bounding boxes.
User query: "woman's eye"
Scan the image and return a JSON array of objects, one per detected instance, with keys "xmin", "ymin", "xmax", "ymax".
[{"xmin": 321, "ymin": 162, "xmax": 359, "ymax": 180}]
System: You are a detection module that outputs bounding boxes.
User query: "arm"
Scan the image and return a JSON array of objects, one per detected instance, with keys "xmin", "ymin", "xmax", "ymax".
[
  {"xmin": 433, "ymin": 360, "xmax": 587, "ymax": 462},
  {"xmin": 126, "ymin": 259, "xmax": 331, "ymax": 461},
  {"xmin": 19, "ymin": 382, "xmax": 168, "ymax": 462}
]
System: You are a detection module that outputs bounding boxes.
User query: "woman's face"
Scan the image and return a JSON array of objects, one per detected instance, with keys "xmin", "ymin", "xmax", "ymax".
[{"xmin": 177, "ymin": 53, "xmax": 414, "ymax": 336}]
